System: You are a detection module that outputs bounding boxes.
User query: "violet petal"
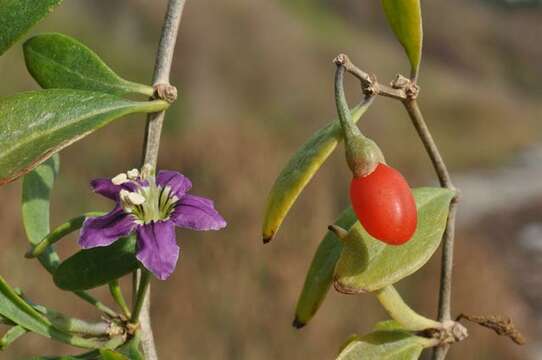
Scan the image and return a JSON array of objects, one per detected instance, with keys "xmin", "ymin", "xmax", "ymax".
[
  {"xmin": 90, "ymin": 178, "xmax": 137, "ymax": 200},
  {"xmin": 156, "ymin": 170, "xmax": 192, "ymax": 198},
  {"xmin": 171, "ymin": 194, "xmax": 227, "ymax": 231},
  {"xmin": 136, "ymin": 221, "xmax": 179, "ymax": 280},
  {"xmin": 79, "ymin": 206, "xmax": 136, "ymax": 249}
]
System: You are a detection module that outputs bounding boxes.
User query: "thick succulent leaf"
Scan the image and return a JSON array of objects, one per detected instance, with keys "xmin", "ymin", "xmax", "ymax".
[
  {"xmin": 334, "ymin": 187, "xmax": 454, "ymax": 293},
  {"xmin": 381, "ymin": 0, "xmax": 423, "ymax": 77},
  {"xmin": 54, "ymin": 236, "xmax": 139, "ymax": 291},
  {"xmin": 22, "ymin": 155, "xmax": 61, "ymax": 273},
  {"xmin": 293, "ymin": 208, "xmax": 357, "ymax": 328},
  {"xmin": 24, "ymin": 33, "xmax": 153, "ymax": 96},
  {"xmin": 0, "ymin": 89, "xmax": 168, "ymax": 185},
  {"xmin": 0, "ymin": 0, "xmax": 63, "ymax": 56},
  {"xmin": 337, "ymin": 331, "xmax": 426, "ymax": 360},
  {"xmin": 262, "ymin": 99, "xmax": 374, "ymax": 243}
]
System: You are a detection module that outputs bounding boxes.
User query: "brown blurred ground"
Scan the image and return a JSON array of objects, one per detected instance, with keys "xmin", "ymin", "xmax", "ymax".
[{"xmin": 0, "ymin": 0, "xmax": 541, "ymax": 359}]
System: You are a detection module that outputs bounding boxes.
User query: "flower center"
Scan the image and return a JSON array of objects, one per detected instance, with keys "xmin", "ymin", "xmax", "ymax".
[{"xmin": 118, "ymin": 175, "xmax": 178, "ymax": 224}]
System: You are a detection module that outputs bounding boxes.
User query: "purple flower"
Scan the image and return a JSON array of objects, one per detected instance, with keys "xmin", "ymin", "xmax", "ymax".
[{"xmin": 79, "ymin": 168, "xmax": 226, "ymax": 280}]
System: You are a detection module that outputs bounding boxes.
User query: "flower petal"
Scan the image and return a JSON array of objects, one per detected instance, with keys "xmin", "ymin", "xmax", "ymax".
[
  {"xmin": 136, "ymin": 221, "xmax": 179, "ymax": 280},
  {"xmin": 171, "ymin": 194, "xmax": 227, "ymax": 231},
  {"xmin": 90, "ymin": 178, "xmax": 137, "ymax": 200},
  {"xmin": 79, "ymin": 207, "xmax": 136, "ymax": 248},
  {"xmin": 156, "ymin": 170, "xmax": 192, "ymax": 197}
]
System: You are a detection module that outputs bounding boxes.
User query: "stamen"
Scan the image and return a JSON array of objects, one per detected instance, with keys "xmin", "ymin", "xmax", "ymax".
[
  {"xmin": 128, "ymin": 192, "xmax": 146, "ymax": 205},
  {"xmin": 112, "ymin": 173, "xmax": 128, "ymax": 185},
  {"xmin": 127, "ymin": 168, "xmax": 140, "ymax": 180}
]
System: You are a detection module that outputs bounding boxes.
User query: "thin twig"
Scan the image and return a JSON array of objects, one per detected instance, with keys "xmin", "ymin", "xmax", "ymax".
[
  {"xmin": 136, "ymin": 1, "xmax": 187, "ymax": 359},
  {"xmin": 333, "ymin": 54, "xmax": 407, "ymax": 100}
]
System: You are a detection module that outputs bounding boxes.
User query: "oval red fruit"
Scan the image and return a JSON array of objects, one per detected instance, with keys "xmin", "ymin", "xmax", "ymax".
[{"xmin": 349, "ymin": 163, "xmax": 417, "ymax": 245}]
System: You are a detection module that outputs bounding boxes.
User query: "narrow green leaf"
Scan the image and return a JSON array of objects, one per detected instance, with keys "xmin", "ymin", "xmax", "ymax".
[
  {"xmin": 22, "ymin": 159, "xmax": 118, "ymax": 317},
  {"xmin": 293, "ymin": 208, "xmax": 357, "ymax": 328},
  {"xmin": 24, "ymin": 33, "xmax": 153, "ymax": 96},
  {"xmin": 26, "ymin": 212, "xmax": 104, "ymax": 259},
  {"xmin": 381, "ymin": 0, "xmax": 423, "ymax": 78},
  {"xmin": 0, "ymin": 89, "xmax": 169, "ymax": 185},
  {"xmin": 0, "ymin": 0, "xmax": 63, "ymax": 56},
  {"xmin": 0, "ymin": 276, "xmax": 53, "ymax": 338},
  {"xmin": 99, "ymin": 350, "xmax": 128, "ymax": 360},
  {"xmin": 0, "ymin": 325, "xmax": 27, "ymax": 350},
  {"xmin": 22, "ymin": 155, "xmax": 61, "ymax": 273},
  {"xmin": 337, "ymin": 331, "xmax": 426, "ymax": 360},
  {"xmin": 116, "ymin": 335, "xmax": 144, "ymax": 360},
  {"xmin": 0, "ymin": 276, "xmax": 120, "ymax": 349},
  {"xmin": 54, "ymin": 236, "xmax": 139, "ymax": 291},
  {"xmin": 262, "ymin": 100, "xmax": 374, "ymax": 243},
  {"xmin": 334, "ymin": 187, "xmax": 454, "ymax": 293}
]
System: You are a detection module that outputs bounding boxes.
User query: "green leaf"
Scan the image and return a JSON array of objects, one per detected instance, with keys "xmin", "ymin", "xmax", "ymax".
[
  {"xmin": 262, "ymin": 100, "xmax": 373, "ymax": 243},
  {"xmin": 27, "ymin": 212, "xmax": 104, "ymax": 259},
  {"xmin": 293, "ymin": 208, "xmax": 357, "ymax": 328},
  {"xmin": 54, "ymin": 236, "xmax": 140, "ymax": 291},
  {"xmin": 24, "ymin": 33, "xmax": 153, "ymax": 96},
  {"xmin": 373, "ymin": 320, "xmax": 406, "ymax": 332},
  {"xmin": 337, "ymin": 331, "xmax": 427, "ymax": 360},
  {"xmin": 0, "ymin": 276, "xmax": 120, "ymax": 349},
  {"xmin": 22, "ymin": 158, "xmax": 118, "ymax": 317},
  {"xmin": 0, "ymin": 0, "xmax": 63, "ymax": 56},
  {"xmin": 0, "ymin": 275, "xmax": 53, "ymax": 338},
  {"xmin": 0, "ymin": 89, "xmax": 169, "ymax": 185},
  {"xmin": 116, "ymin": 335, "xmax": 144, "ymax": 360},
  {"xmin": 99, "ymin": 350, "xmax": 128, "ymax": 360},
  {"xmin": 381, "ymin": 0, "xmax": 423, "ymax": 78},
  {"xmin": 334, "ymin": 187, "xmax": 454, "ymax": 293},
  {"xmin": 0, "ymin": 325, "xmax": 27, "ymax": 350},
  {"xmin": 22, "ymin": 155, "xmax": 61, "ymax": 273}
]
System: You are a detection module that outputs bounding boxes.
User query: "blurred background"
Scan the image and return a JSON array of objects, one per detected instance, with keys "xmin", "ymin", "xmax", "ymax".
[{"xmin": 0, "ymin": 0, "xmax": 541, "ymax": 358}]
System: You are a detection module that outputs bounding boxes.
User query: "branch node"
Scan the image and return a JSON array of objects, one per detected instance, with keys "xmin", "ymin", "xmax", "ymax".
[
  {"xmin": 153, "ymin": 83, "xmax": 178, "ymax": 103},
  {"xmin": 391, "ymin": 74, "xmax": 420, "ymax": 100},
  {"xmin": 425, "ymin": 320, "xmax": 468, "ymax": 346},
  {"xmin": 333, "ymin": 53, "xmax": 349, "ymax": 66}
]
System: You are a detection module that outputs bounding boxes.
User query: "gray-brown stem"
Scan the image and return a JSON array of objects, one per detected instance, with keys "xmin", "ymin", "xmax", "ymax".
[
  {"xmin": 138, "ymin": 0, "xmax": 187, "ymax": 359},
  {"xmin": 403, "ymin": 100, "xmax": 458, "ymax": 360}
]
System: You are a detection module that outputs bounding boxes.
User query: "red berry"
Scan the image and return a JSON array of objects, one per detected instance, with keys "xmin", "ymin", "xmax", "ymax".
[{"xmin": 349, "ymin": 163, "xmax": 417, "ymax": 245}]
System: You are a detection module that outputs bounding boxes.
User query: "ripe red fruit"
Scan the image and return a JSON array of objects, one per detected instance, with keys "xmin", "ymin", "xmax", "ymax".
[{"xmin": 350, "ymin": 163, "xmax": 417, "ymax": 245}]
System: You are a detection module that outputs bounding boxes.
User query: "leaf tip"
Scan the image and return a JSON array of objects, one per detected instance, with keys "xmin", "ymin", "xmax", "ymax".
[
  {"xmin": 292, "ymin": 317, "xmax": 306, "ymax": 329},
  {"xmin": 262, "ymin": 232, "xmax": 274, "ymax": 244}
]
